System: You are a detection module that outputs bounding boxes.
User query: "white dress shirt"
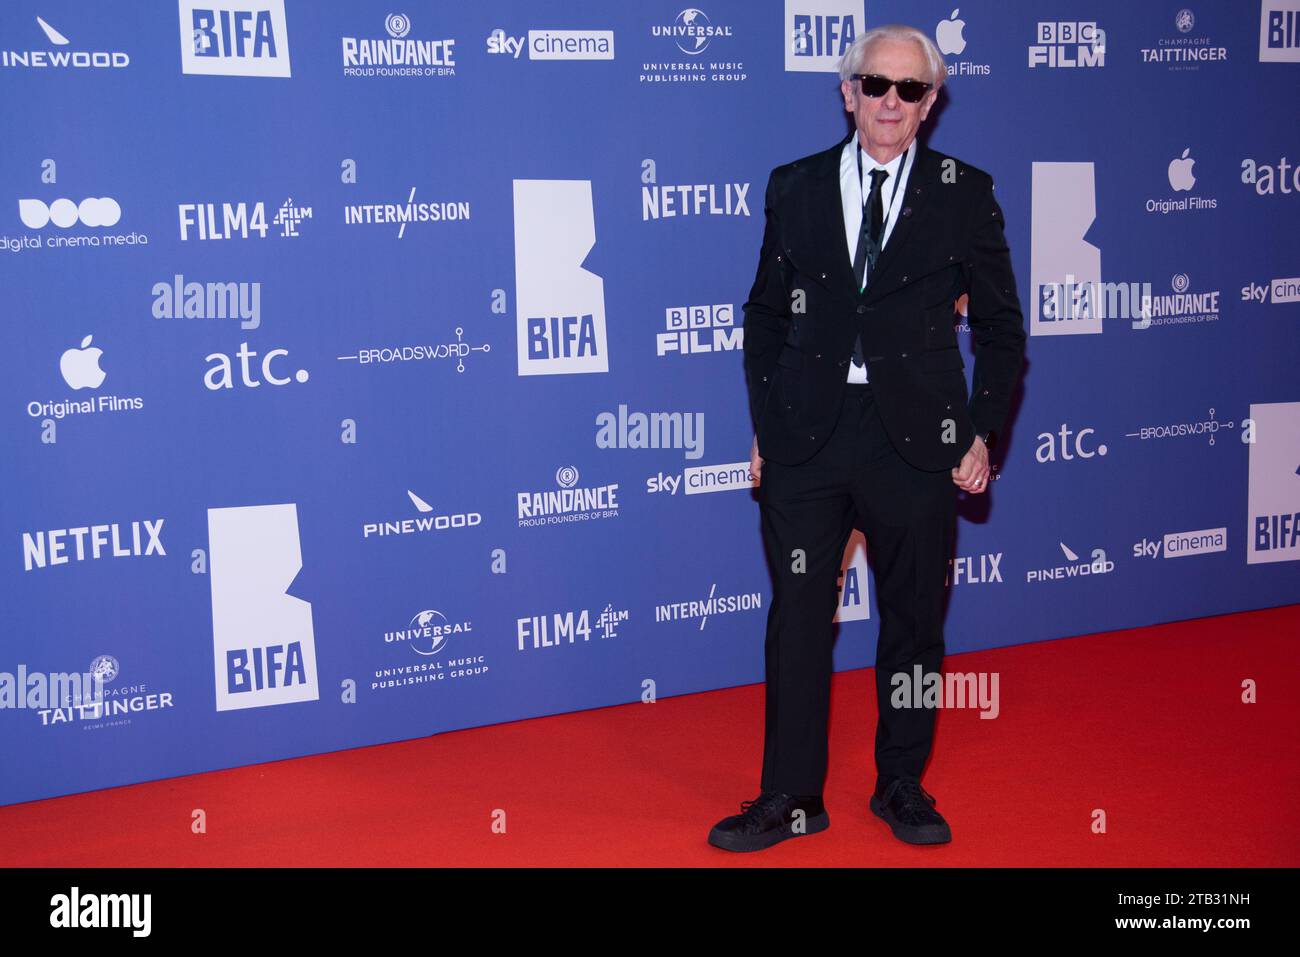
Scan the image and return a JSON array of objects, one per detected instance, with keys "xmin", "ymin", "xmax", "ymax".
[{"xmin": 839, "ymin": 136, "xmax": 915, "ymax": 383}]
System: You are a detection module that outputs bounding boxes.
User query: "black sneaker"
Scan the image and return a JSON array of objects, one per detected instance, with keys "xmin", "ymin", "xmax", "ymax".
[
  {"xmin": 708, "ymin": 791, "xmax": 830, "ymax": 852},
  {"xmin": 869, "ymin": 778, "xmax": 952, "ymax": 845}
]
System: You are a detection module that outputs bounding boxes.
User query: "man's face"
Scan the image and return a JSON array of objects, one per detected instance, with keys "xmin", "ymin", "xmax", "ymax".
[{"xmin": 840, "ymin": 37, "xmax": 938, "ymax": 160}]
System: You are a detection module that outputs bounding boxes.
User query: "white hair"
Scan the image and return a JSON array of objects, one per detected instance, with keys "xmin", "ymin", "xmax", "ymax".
[{"xmin": 838, "ymin": 24, "xmax": 947, "ymax": 90}]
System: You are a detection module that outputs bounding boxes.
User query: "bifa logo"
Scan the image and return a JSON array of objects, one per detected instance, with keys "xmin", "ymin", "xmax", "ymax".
[
  {"xmin": 1030, "ymin": 162, "xmax": 1102, "ymax": 335},
  {"xmin": 208, "ymin": 504, "xmax": 319, "ymax": 710},
  {"xmin": 179, "ymin": 0, "xmax": 291, "ymax": 77},
  {"xmin": 833, "ymin": 530, "xmax": 872, "ymax": 622},
  {"xmin": 513, "ymin": 180, "xmax": 608, "ymax": 375},
  {"xmin": 1260, "ymin": 0, "xmax": 1300, "ymax": 62},
  {"xmin": 785, "ymin": 0, "xmax": 861, "ymax": 72},
  {"xmin": 1246, "ymin": 402, "xmax": 1300, "ymax": 564}
]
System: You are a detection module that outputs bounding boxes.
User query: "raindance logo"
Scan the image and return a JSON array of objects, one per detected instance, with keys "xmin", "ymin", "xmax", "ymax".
[
  {"xmin": 517, "ymin": 466, "xmax": 620, "ymax": 527},
  {"xmin": 342, "ymin": 13, "xmax": 456, "ymax": 77},
  {"xmin": 1132, "ymin": 273, "xmax": 1221, "ymax": 328}
]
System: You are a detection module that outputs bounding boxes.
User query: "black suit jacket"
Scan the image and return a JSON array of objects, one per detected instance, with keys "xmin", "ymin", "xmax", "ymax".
[{"xmin": 743, "ymin": 134, "xmax": 1026, "ymax": 471}]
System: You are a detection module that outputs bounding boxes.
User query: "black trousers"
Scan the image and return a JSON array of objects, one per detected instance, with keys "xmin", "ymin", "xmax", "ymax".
[{"xmin": 757, "ymin": 381, "xmax": 956, "ymax": 798}]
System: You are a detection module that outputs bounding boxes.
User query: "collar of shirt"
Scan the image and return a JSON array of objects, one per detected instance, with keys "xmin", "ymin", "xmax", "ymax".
[{"xmin": 840, "ymin": 137, "xmax": 915, "ymax": 264}]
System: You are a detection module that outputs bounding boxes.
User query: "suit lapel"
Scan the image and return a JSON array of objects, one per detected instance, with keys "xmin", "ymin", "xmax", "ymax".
[
  {"xmin": 863, "ymin": 143, "xmax": 937, "ymax": 298},
  {"xmin": 807, "ymin": 133, "xmax": 857, "ymax": 294}
]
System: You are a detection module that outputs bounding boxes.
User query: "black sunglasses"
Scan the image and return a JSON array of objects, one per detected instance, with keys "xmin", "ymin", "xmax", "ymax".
[{"xmin": 851, "ymin": 73, "xmax": 932, "ymax": 103}]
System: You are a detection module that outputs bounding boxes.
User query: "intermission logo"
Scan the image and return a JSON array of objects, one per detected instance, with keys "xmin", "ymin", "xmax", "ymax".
[
  {"xmin": 1140, "ymin": 8, "xmax": 1227, "ymax": 70},
  {"xmin": 642, "ymin": 8, "xmax": 745, "ymax": 84},
  {"xmin": 1133, "ymin": 273, "xmax": 1221, "ymax": 330},
  {"xmin": 342, "ymin": 13, "xmax": 455, "ymax": 77},
  {"xmin": 1260, "ymin": 0, "xmax": 1300, "ymax": 61},
  {"xmin": 209, "ymin": 503, "xmax": 318, "ymax": 711},
  {"xmin": 1241, "ymin": 156, "xmax": 1300, "ymax": 196},
  {"xmin": 516, "ymin": 604, "xmax": 629, "ymax": 651},
  {"xmin": 153, "ymin": 274, "xmax": 261, "ymax": 329},
  {"xmin": 22, "ymin": 519, "xmax": 164, "ymax": 572},
  {"xmin": 1241, "ymin": 275, "xmax": 1300, "ymax": 304},
  {"xmin": 654, "ymin": 582, "xmax": 762, "ymax": 630},
  {"xmin": 1124, "ymin": 406, "xmax": 1236, "ymax": 446},
  {"xmin": 178, "ymin": 199, "xmax": 312, "ymax": 240},
  {"xmin": 1, "ymin": 16, "xmax": 130, "ymax": 69},
  {"xmin": 1146, "ymin": 148, "xmax": 1217, "ymax": 214},
  {"xmin": 373, "ymin": 607, "xmax": 485, "ymax": 693},
  {"xmin": 935, "ymin": 8, "xmax": 990, "ymax": 77},
  {"xmin": 337, "ymin": 327, "xmax": 490, "ymax": 373},
  {"xmin": 1133, "ymin": 527, "xmax": 1227, "ymax": 559},
  {"xmin": 513, "ymin": 179, "xmax": 608, "ymax": 375},
  {"xmin": 518, "ymin": 465, "xmax": 619, "ymax": 528},
  {"xmin": 1028, "ymin": 20, "xmax": 1105, "ymax": 68},
  {"xmin": 784, "ymin": 0, "xmax": 860, "ymax": 72},
  {"xmin": 646, "ymin": 461, "xmax": 757, "ymax": 496},
  {"xmin": 485, "ymin": 28, "xmax": 614, "ymax": 60},
  {"xmin": 7, "ymin": 189, "xmax": 149, "ymax": 255},
  {"xmin": 343, "ymin": 186, "xmax": 470, "ymax": 238},
  {"xmin": 26, "ymin": 335, "xmax": 144, "ymax": 423},
  {"xmin": 364, "ymin": 489, "xmax": 483, "ymax": 539},
  {"xmin": 656, "ymin": 303, "xmax": 741, "ymax": 356},
  {"xmin": 179, "ymin": 0, "xmax": 291, "ymax": 77},
  {"xmin": 1030, "ymin": 162, "xmax": 1102, "ymax": 335},
  {"xmin": 1246, "ymin": 401, "xmax": 1300, "ymax": 564},
  {"xmin": 1026, "ymin": 541, "xmax": 1115, "ymax": 583},
  {"xmin": 595, "ymin": 405, "xmax": 705, "ymax": 460}
]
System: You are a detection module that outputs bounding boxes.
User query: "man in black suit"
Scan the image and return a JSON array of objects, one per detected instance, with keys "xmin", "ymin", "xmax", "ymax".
[{"xmin": 709, "ymin": 25, "xmax": 1025, "ymax": 852}]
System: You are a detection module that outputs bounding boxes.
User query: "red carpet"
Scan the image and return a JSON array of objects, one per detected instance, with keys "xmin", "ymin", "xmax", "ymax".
[{"xmin": 2, "ymin": 605, "xmax": 1297, "ymax": 867}]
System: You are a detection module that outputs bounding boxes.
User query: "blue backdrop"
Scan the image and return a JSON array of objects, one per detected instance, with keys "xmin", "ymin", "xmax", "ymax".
[{"xmin": 2, "ymin": 0, "xmax": 1297, "ymax": 807}]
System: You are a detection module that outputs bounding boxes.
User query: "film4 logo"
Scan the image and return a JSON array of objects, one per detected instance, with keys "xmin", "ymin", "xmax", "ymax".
[{"xmin": 203, "ymin": 342, "xmax": 309, "ymax": 391}]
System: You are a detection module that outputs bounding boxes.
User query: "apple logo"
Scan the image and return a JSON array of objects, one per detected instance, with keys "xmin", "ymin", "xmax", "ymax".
[
  {"xmin": 60, "ymin": 334, "xmax": 106, "ymax": 390},
  {"xmin": 1168, "ymin": 148, "xmax": 1196, "ymax": 192},
  {"xmin": 936, "ymin": 8, "xmax": 966, "ymax": 56}
]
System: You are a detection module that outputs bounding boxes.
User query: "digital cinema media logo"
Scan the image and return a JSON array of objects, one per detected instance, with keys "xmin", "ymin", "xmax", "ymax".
[
  {"xmin": 179, "ymin": 0, "xmax": 291, "ymax": 77},
  {"xmin": 341, "ymin": 13, "xmax": 455, "ymax": 77},
  {"xmin": 784, "ymin": 0, "xmax": 861, "ymax": 72},
  {"xmin": 513, "ymin": 180, "xmax": 609, "ymax": 375}
]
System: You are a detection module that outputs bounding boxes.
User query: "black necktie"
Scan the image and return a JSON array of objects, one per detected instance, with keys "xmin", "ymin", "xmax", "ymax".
[{"xmin": 851, "ymin": 166, "xmax": 889, "ymax": 367}]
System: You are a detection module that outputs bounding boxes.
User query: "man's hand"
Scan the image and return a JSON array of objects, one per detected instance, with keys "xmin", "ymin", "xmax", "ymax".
[
  {"xmin": 951, "ymin": 435, "xmax": 989, "ymax": 493},
  {"xmin": 750, "ymin": 434, "xmax": 763, "ymax": 482}
]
